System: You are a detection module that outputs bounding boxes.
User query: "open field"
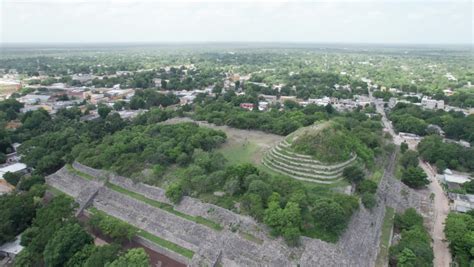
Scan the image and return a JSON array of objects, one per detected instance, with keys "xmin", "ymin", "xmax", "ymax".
[
  {"xmin": 161, "ymin": 117, "xmax": 284, "ymax": 165},
  {"xmin": 375, "ymin": 207, "xmax": 395, "ymax": 267}
]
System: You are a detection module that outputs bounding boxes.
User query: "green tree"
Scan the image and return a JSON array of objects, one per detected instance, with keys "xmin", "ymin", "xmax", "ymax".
[
  {"xmin": 444, "ymin": 212, "xmax": 474, "ymax": 266},
  {"xmin": 400, "ymin": 142, "xmax": 409, "ymax": 154},
  {"xmin": 3, "ymin": 171, "xmax": 22, "ymax": 186},
  {"xmin": 343, "ymin": 165, "xmax": 365, "ymax": 184},
  {"xmin": 43, "ymin": 223, "xmax": 93, "ymax": 267},
  {"xmin": 312, "ymin": 199, "xmax": 347, "ymax": 235},
  {"xmin": 401, "ymin": 167, "xmax": 429, "ymax": 188},
  {"xmin": 105, "ymin": 248, "xmax": 149, "ymax": 267},
  {"xmin": 166, "ymin": 182, "xmax": 184, "ymax": 203},
  {"xmin": 395, "ymin": 208, "xmax": 424, "ymax": 231},
  {"xmin": 98, "ymin": 104, "xmax": 112, "ymax": 119},
  {"xmin": 397, "ymin": 248, "xmax": 417, "ymax": 267},
  {"xmin": 89, "ymin": 212, "xmax": 137, "ymax": 243},
  {"xmin": 361, "ymin": 193, "xmax": 376, "ymax": 209},
  {"xmin": 400, "ymin": 150, "xmax": 419, "ymax": 169},
  {"xmin": 357, "ymin": 179, "xmax": 378, "ymax": 194}
]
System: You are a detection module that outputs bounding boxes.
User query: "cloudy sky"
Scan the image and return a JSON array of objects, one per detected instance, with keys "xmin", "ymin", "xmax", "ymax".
[{"xmin": 1, "ymin": 0, "xmax": 472, "ymax": 44}]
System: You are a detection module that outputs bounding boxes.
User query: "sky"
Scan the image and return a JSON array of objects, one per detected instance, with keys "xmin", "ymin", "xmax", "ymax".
[{"xmin": 1, "ymin": 0, "xmax": 472, "ymax": 44}]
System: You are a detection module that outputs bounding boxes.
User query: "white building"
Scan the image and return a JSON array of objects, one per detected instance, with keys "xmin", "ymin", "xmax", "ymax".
[
  {"xmin": 421, "ymin": 97, "xmax": 444, "ymax": 110},
  {"xmin": 448, "ymin": 193, "xmax": 474, "ymax": 213},
  {"xmin": 17, "ymin": 94, "xmax": 51, "ymax": 105},
  {"xmin": 0, "ymin": 163, "xmax": 27, "ymax": 179}
]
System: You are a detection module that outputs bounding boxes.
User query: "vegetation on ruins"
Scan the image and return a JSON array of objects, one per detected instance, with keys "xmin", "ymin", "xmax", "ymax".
[
  {"xmin": 389, "ymin": 208, "xmax": 433, "ymax": 267},
  {"xmin": 444, "ymin": 212, "xmax": 474, "ymax": 266},
  {"xmin": 89, "ymin": 211, "xmax": 137, "ymax": 242},
  {"xmin": 2, "ymin": 45, "xmax": 469, "ymax": 260},
  {"xmin": 74, "ymin": 122, "xmax": 226, "ymax": 176},
  {"xmin": 291, "ymin": 122, "xmax": 371, "ymax": 164},
  {"xmin": 13, "ymin": 195, "xmax": 150, "ymax": 267}
]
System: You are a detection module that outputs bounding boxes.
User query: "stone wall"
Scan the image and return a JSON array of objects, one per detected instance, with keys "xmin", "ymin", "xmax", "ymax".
[
  {"xmin": 93, "ymin": 187, "xmax": 292, "ymax": 266},
  {"xmin": 300, "ymin": 152, "xmax": 428, "ymax": 267},
  {"xmin": 106, "ymin": 172, "xmax": 268, "ymax": 240},
  {"xmin": 60, "ymin": 161, "xmax": 427, "ymax": 267},
  {"xmin": 72, "ymin": 161, "xmax": 104, "ymax": 178},
  {"xmin": 45, "ymin": 166, "xmax": 90, "ymax": 198}
]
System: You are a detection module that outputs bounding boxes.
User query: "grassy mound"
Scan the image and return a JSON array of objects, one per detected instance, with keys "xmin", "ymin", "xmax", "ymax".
[{"xmin": 291, "ymin": 122, "xmax": 358, "ymax": 164}]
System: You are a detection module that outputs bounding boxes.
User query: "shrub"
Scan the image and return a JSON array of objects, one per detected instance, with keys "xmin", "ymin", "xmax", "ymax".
[
  {"xmin": 357, "ymin": 179, "xmax": 378, "ymax": 194},
  {"xmin": 166, "ymin": 182, "xmax": 184, "ymax": 204},
  {"xmin": 361, "ymin": 193, "xmax": 376, "ymax": 209}
]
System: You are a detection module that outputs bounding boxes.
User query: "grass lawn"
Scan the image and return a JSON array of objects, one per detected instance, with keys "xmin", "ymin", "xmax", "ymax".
[
  {"xmin": 217, "ymin": 141, "xmax": 258, "ymax": 165},
  {"xmin": 375, "ymin": 207, "xmax": 395, "ymax": 267},
  {"xmin": 89, "ymin": 208, "xmax": 195, "ymax": 259},
  {"xmin": 105, "ymin": 182, "xmax": 223, "ymax": 231},
  {"xmin": 66, "ymin": 164, "xmax": 94, "ymax": 180}
]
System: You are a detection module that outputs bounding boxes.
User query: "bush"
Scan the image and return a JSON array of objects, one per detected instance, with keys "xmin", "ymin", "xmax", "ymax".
[
  {"xmin": 435, "ymin": 159, "xmax": 447, "ymax": 173},
  {"xmin": 4, "ymin": 172, "xmax": 22, "ymax": 186},
  {"xmin": 18, "ymin": 175, "xmax": 45, "ymax": 191},
  {"xmin": 361, "ymin": 193, "xmax": 376, "ymax": 209},
  {"xmin": 357, "ymin": 179, "xmax": 378, "ymax": 194},
  {"xmin": 394, "ymin": 208, "xmax": 423, "ymax": 231},
  {"xmin": 400, "ymin": 150, "xmax": 419, "ymax": 169},
  {"xmin": 343, "ymin": 165, "xmax": 365, "ymax": 184},
  {"xmin": 400, "ymin": 142, "xmax": 409, "ymax": 154},
  {"xmin": 389, "ymin": 209, "xmax": 433, "ymax": 267},
  {"xmin": 89, "ymin": 212, "xmax": 137, "ymax": 243},
  {"xmin": 166, "ymin": 182, "xmax": 184, "ymax": 204},
  {"xmin": 444, "ymin": 212, "xmax": 474, "ymax": 266}
]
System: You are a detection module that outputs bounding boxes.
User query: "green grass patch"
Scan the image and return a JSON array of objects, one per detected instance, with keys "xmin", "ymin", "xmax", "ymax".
[
  {"xmin": 301, "ymin": 227, "xmax": 339, "ymax": 243},
  {"xmin": 239, "ymin": 231, "xmax": 263, "ymax": 245},
  {"xmin": 46, "ymin": 185, "xmax": 74, "ymax": 199},
  {"xmin": 88, "ymin": 208, "xmax": 195, "ymax": 259},
  {"xmin": 66, "ymin": 164, "xmax": 94, "ymax": 180},
  {"xmin": 218, "ymin": 141, "xmax": 258, "ymax": 165},
  {"xmin": 105, "ymin": 182, "xmax": 223, "ymax": 231},
  {"xmin": 375, "ymin": 207, "xmax": 395, "ymax": 267},
  {"xmin": 137, "ymin": 230, "xmax": 195, "ymax": 259},
  {"xmin": 369, "ymin": 169, "xmax": 383, "ymax": 184}
]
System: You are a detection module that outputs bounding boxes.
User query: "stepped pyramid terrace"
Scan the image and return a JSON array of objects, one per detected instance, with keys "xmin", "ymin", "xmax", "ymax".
[{"xmin": 263, "ymin": 122, "xmax": 358, "ymax": 184}]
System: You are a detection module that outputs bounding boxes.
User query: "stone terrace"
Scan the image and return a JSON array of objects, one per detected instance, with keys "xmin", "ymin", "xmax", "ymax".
[{"xmin": 47, "ymin": 159, "xmax": 429, "ymax": 267}]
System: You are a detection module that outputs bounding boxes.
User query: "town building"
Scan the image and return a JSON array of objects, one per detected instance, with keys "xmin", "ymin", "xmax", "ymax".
[
  {"xmin": 239, "ymin": 103, "xmax": 254, "ymax": 111},
  {"xmin": 447, "ymin": 193, "xmax": 474, "ymax": 213},
  {"xmin": 0, "ymin": 163, "xmax": 28, "ymax": 180},
  {"xmin": 442, "ymin": 169, "xmax": 471, "ymax": 190},
  {"xmin": 17, "ymin": 94, "xmax": 51, "ymax": 105},
  {"xmin": 421, "ymin": 96, "xmax": 444, "ymax": 110}
]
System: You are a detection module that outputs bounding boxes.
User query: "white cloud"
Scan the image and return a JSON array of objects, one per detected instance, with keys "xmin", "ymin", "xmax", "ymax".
[{"xmin": 1, "ymin": 0, "xmax": 472, "ymax": 44}]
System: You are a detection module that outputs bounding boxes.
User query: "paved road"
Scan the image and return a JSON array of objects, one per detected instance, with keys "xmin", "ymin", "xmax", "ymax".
[
  {"xmin": 369, "ymin": 89, "xmax": 452, "ymax": 266},
  {"xmin": 419, "ymin": 161, "xmax": 452, "ymax": 267}
]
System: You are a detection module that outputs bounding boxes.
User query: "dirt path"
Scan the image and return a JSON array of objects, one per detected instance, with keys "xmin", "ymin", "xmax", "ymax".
[{"xmin": 419, "ymin": 161, "xmax": 452, "ymax": 267}]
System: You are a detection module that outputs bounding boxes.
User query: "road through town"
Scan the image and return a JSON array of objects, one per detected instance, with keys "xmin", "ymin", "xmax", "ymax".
[
  {"xmin": 370, "ymin": 89, "xmax": 452, "ymax": 266},
  {"xmin": 419, "ymin": 161, "xmax": 452, "ymax": 267}
]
